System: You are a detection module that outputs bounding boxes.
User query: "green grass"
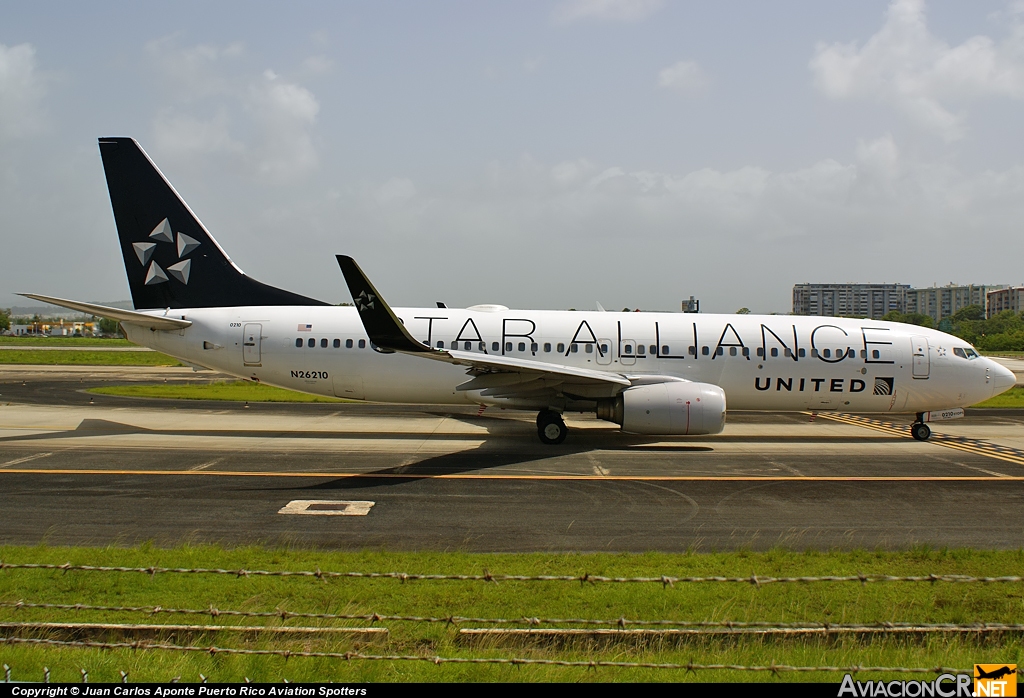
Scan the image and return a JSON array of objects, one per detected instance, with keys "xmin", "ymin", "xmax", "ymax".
[
  {"xmin": 0, "ymin": 336, "xmax": 134, "ymax": 347},
  {"xmin": 88, "ymin": 380, "xmax": 348, "ymax": 402},
  {"xmin": 982, "ymin": 351, "xmax": 1024, "ymax": 357},
  {"xmin": 972, "ymin": 386, "xmax": 1024, "ymax": 408},
  {"xmin": 0, "ymin": 349, "xmax": 180, "ymax": 366},
  {"xmin": 0, "ymin": 545, "xmax": 1021, "ymax": 682}
]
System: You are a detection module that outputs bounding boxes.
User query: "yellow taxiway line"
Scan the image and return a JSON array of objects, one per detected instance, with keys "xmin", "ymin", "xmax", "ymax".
[{"xmin": 0, "ymin": 468, "xmax": 1023, "ymax": 481}]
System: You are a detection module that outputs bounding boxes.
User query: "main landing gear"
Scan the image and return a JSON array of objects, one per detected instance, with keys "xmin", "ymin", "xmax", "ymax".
[
  {"xmin": 910, "ymin": 419, "xmax": 931, "ymax": 442},
  {"xmin": 537, "ymin": 409, "xmax": 567, "ymax": 445}
]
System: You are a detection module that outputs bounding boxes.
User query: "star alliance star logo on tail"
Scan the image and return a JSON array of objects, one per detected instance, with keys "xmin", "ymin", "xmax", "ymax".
[
  {"xmin": 355, "ymin": 291, "xmax": 376, "ymax": 311},
  {"xmin": 133, "ymin": 218, "xmax": 201, "ymax": 286}
]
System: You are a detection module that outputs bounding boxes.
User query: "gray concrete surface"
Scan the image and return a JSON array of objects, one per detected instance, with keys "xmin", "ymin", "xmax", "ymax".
[{"xmin": 1, "ymin": 366, "xmax": 1023, "ymax": 551}]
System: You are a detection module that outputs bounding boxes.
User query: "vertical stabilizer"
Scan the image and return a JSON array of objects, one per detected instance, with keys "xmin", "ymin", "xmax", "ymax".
[{"xmin": 99, "ymin": 137, "xmax": 326, "ymax": 309}]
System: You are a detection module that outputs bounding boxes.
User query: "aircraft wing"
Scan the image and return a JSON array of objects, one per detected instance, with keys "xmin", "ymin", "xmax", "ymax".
[
  {"xmin": 17, "ymin": 293, "xmax": 192, "ymax": 331},
  {"xmin": 336, "ymin": 255, "xmax": 630, "ymax": 398}
]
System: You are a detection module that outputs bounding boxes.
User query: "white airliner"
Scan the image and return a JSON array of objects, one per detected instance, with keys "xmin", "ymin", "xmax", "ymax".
[{"xmin": 22, "ymin": 138, "xmax": 1017, "ymax": 444}]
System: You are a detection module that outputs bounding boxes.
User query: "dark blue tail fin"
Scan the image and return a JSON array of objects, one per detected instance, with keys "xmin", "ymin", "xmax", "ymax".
[{"xmin": 99, "ymin": 137, "xmax": 327, "ymax": 309}]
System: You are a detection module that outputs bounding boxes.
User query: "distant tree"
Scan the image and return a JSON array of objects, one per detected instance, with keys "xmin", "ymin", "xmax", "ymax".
[
  {"xmin": 949, "ymin": 304, "xmax": 984, "ymax": 323},
  {"xmin": 735, "ymin": 307, "xmax": 751, "ymax": 314},
  {"xmin": 98, "ymin": 317, "xmax": 123, "ymax": 337},
  {"xmin": 0, "ymin": 308, "xmax": 9, "ymax": 332},
  {"xmin": 881, "ymin": 311, "xmax": 934, "ymax": 328}
]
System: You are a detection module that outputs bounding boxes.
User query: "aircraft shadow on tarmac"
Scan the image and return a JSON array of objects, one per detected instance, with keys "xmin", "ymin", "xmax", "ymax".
[{"xmin": 0, "ymin": 414, "xmax": 906, "ymax": 490}]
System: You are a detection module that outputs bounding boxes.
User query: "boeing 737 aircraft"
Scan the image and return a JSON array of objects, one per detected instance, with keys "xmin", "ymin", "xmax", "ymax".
[{"xmin": 22, "ymin": 138, "xmax": 1017, "ymax": 444}]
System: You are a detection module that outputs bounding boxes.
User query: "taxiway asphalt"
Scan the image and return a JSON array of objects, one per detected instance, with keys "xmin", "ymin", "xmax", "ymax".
[{"xmin": 1, "ymin": 366, "xmax": 1023, "ymax": 551}]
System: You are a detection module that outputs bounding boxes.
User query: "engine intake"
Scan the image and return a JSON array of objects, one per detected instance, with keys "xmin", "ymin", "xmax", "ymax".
[{"xmin": 597, "ymin": 382, "xmax": 726, "ymax": 435}]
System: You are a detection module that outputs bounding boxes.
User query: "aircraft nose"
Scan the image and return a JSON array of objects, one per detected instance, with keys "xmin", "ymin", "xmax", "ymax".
[{"xmin": 989, "ymin": 360, "xmax": 1017, "ymax": 396}]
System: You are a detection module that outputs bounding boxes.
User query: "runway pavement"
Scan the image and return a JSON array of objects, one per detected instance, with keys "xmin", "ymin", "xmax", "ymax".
[{"xmin": 1, "ymin": 366, "xmax": 1023, "ymax": 551}]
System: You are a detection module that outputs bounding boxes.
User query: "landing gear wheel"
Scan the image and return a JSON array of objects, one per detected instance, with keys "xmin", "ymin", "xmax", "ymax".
[
  {"xmin": 537, "ymin": 410, "xmax": 567, "ymax": 445},
  {"xmin": 911, "ymin": 422, "xmax": 931, "ymax": 441}
]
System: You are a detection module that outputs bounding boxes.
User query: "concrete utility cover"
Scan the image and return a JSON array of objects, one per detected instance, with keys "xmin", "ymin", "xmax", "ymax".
[{"xmin": 277, "ymin": 500, "xmax": 375, "ymax": 516}]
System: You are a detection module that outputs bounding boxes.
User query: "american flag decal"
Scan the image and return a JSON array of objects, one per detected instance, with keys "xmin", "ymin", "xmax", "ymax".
[{"xmin": 297, "ymin": 324, "xmax": 312, "ymax": 331}]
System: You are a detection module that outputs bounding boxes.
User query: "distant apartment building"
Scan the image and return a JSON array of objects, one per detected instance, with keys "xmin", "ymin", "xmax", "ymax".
[
  {"xmin": 986, "ymin": 287, "xmax": 1024, "ymax": 317},
  {"xmin": 792, "ymin": 283, "xmax": 909, "ymax": 319},
  {"xmin": 905, "ymin": 284, "xmax": 996, "ymax": 323}
]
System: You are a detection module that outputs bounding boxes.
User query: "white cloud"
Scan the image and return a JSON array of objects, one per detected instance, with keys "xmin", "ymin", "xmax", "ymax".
[
  {"xmin": 810, "ymin": 0, "xmax": 1024, "ymax": 141},
  {"xmin": 0, "ymin": 42, "xmax": 47, "ymax": 140},
  {"xmin": 248, "ymin": 70, "xmax": 320, "ymax": 180},
  {"xmin": 146, "ymin": 39, "xmax": 321, "ymax": 181},
  {"xmin": 657, "ymin": 60, "xmax": 708, "ymax": 93},
  {"xmin": 552, "ymin": 0, "xmax": 663, "ymax": 23}
]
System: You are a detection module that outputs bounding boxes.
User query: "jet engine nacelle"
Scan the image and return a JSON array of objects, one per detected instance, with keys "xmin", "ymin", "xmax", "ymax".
[{"xmin": 597, "ymin": 381, "xmax": 727, "ymax": 435}]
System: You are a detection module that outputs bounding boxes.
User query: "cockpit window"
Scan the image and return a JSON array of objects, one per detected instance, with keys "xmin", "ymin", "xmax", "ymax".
[
  {"xmin": 965, "ymin": 347, "xmax": 979, "ymax": 359},
  {"xmin": 954, "ymin": 347, "xmax": 980, "ymax": 359}
]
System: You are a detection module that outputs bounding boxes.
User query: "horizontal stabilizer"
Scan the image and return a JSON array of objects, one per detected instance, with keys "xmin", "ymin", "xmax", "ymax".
[{"xmin": 17, "ymin": 293, "xmax": 192, "ymax": 330}]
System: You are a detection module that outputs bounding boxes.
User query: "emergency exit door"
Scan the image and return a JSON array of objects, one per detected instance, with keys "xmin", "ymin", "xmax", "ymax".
[{"xmin": 243, "ymin": 323, "xmax": 262, "ymax": 365}]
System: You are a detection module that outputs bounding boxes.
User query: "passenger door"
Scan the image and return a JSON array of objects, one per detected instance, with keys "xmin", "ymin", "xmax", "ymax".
[{"xmin": 911, "ymin": 335, "xmax": 929, "ymax": 379}]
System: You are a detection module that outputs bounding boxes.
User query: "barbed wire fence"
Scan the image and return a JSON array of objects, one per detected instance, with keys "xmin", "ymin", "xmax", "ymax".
[
  {"xmin": 3, "ymin": 561, "xmax": 1023, "ymax": 681},
  {"xmin": 3, "ymin": 561, "xmax": 1023, "ymax": 585}
]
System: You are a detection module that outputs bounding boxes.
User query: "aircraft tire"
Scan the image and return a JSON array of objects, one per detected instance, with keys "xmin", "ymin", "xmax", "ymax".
[
  {"xmin": 537, "ymin": 411, "xmax": 567, "ymax": 445},
  {"xmin": 910, "ymin": 422, "xmax": 931, "ymax": 441}
]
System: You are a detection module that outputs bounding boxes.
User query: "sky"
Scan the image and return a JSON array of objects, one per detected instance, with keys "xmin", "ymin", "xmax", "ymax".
[{"xmin": 2, "ymin": 0, "xmax": 1024, "ymax": 314}]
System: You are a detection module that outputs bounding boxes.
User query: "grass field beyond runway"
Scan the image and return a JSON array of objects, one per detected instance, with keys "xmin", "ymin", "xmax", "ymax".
[
  {"xmin": 0, "ymin": 545, "xmax": 1021, "ymax": 683},
  {"xmin": 0, "ymin": 349, "xmax": 180, "ymax": 366},
  {"xmin": 89, "ymin": 381, "xmax": 348, "ymax": 402}
]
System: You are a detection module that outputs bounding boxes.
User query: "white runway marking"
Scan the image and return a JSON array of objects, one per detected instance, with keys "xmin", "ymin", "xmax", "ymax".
[
  {"xmin": 277, "ymin": 500, "xmax": 375, "ymax": 516},
  {"xmin": 190, "ymin": 458, "xmax": 224, "ymax": 471},
  {"xmin": 0, "ymin": 452, "xmax": 52, "ymax": 468}
]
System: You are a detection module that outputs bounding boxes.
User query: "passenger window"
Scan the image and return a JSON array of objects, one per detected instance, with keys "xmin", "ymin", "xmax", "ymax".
[
  {"xmin": 784, "ymin": 348, "xmax": 792, "ymax": 357},
  {"xmin": 636, "ymin": 345, "xmax": 645, "ymax": 355},
  {"xmin": 358, "ymin": 339, "xmax": 366, "ymax": 348},
  {"xmin": 823, "ymin": 349, "xmax": 831, "ymax": 358},
  {"xmin": 730, "ymin": 347, "xmax": 737, "ymax": 356},
  {"xmin": 506, "ymin": 342, "xmax": 513, "ymax": 352},
  {"xmin": 689, "ymin": 346, "xmax": 697, "ymax": 356},
  {"xmin": 450, "ymin": 341, "xmax": 457, "ymax": 349},
  {"xmin": 662, "ymin": 345, "xmax": 670, "ymax": 355},
  {"xmin": 650, "ymin": 345, "xmax": 657, "ymax": 355},
  {"xmin": 557, "ymin": 343, "xmax": 565, "ymax": 353},
  {"xmin": 756, "ymin": 348, "xmax": 764, "ymax": 357},
  {"xmin": 307, "ymin": 338, "xmax": 315, "ymax": 348},
  {"xmin": 601, "ymin": 344, "xmax": 609, "ymax": 354},
  {"xmin": 333, "ymin": 339, "xmax": 341, "ymax": 348},
  {"xmin": 624, "ymin": 345, "xmax": 633, "ymax": 354},
  {"xmin": 437, "ymin": 341, "xmax": 444, "ymax": 349},
  {"xmin": 295, "ymin": 338, "xmax": 302, "ymax": 348},
  {"xmin": 531, "ymin": 343, "xmax": 538, "ymax": 352},
  {"xmin": 742, "ymin": 347, "xmax": 750, "ymax": 357},
  {"xmin": 798, "ymin": 348, "xmax": 806, "ymax": 358},
  {"xmin": 321, "ymin": 338, "xmax": 328, "ymax": 348},
  {"xmin": 770, "ymin": 348, "xmax": 778, "ymax": 357},
  {"xmin": 702, "ymin": 346, "xmax": 709, "ymax": 356},
  {"xmin": 585, "ymin": 343, "xmax": 593, "ymax": 354},
  {"xmin": 571, "ymin": 344, "xmax": 579, "ymax": 353},
  {"xmin": 716, "ymin": 347, "xmax": 724, "ymax": 356},
  {"xmin": 811, "ymin": 348, "xmax": 819, "ymax": 357},
  {"xmin": 544, "ymin": 343, "xmax": 552, "ymax": 352},
  {"xmin": 859, "ymin": 349, "xmax": 866, "ymax": 358},
  {"xmin": 872, "ymin": 349, "xmax": 880, "ymax": 359},
  {"xmin": 492, "ymin": 342, "xmax": 500, "ymax": 351},
  {"xmin": 518, "ymin": 342, "xmax": 526, "ymax": 352},
  {"xmin": 478, "ymin": 342, "xmax": 485, "ymax": 351},
  {"xmin": 464, "ymin": 342, "xmax": 472, "ymax": 351},
  {"xmin": 346, "ymin": 339, "xmax": 353, "ymax": 348}
]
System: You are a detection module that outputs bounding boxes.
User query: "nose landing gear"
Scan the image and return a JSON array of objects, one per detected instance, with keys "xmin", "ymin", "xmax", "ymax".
[
  {"xmin": 910, "ymin": 421, "xmax": 931, "ymax": 441},
  {"xmin": 537, "ymin": 409, "xmax": 567, "ymax": 445}
]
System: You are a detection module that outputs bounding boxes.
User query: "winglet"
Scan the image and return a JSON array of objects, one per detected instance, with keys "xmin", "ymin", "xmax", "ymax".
[{"xmin": 335, "ymin": 255, "xmax": 434, "ymax": 354}]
